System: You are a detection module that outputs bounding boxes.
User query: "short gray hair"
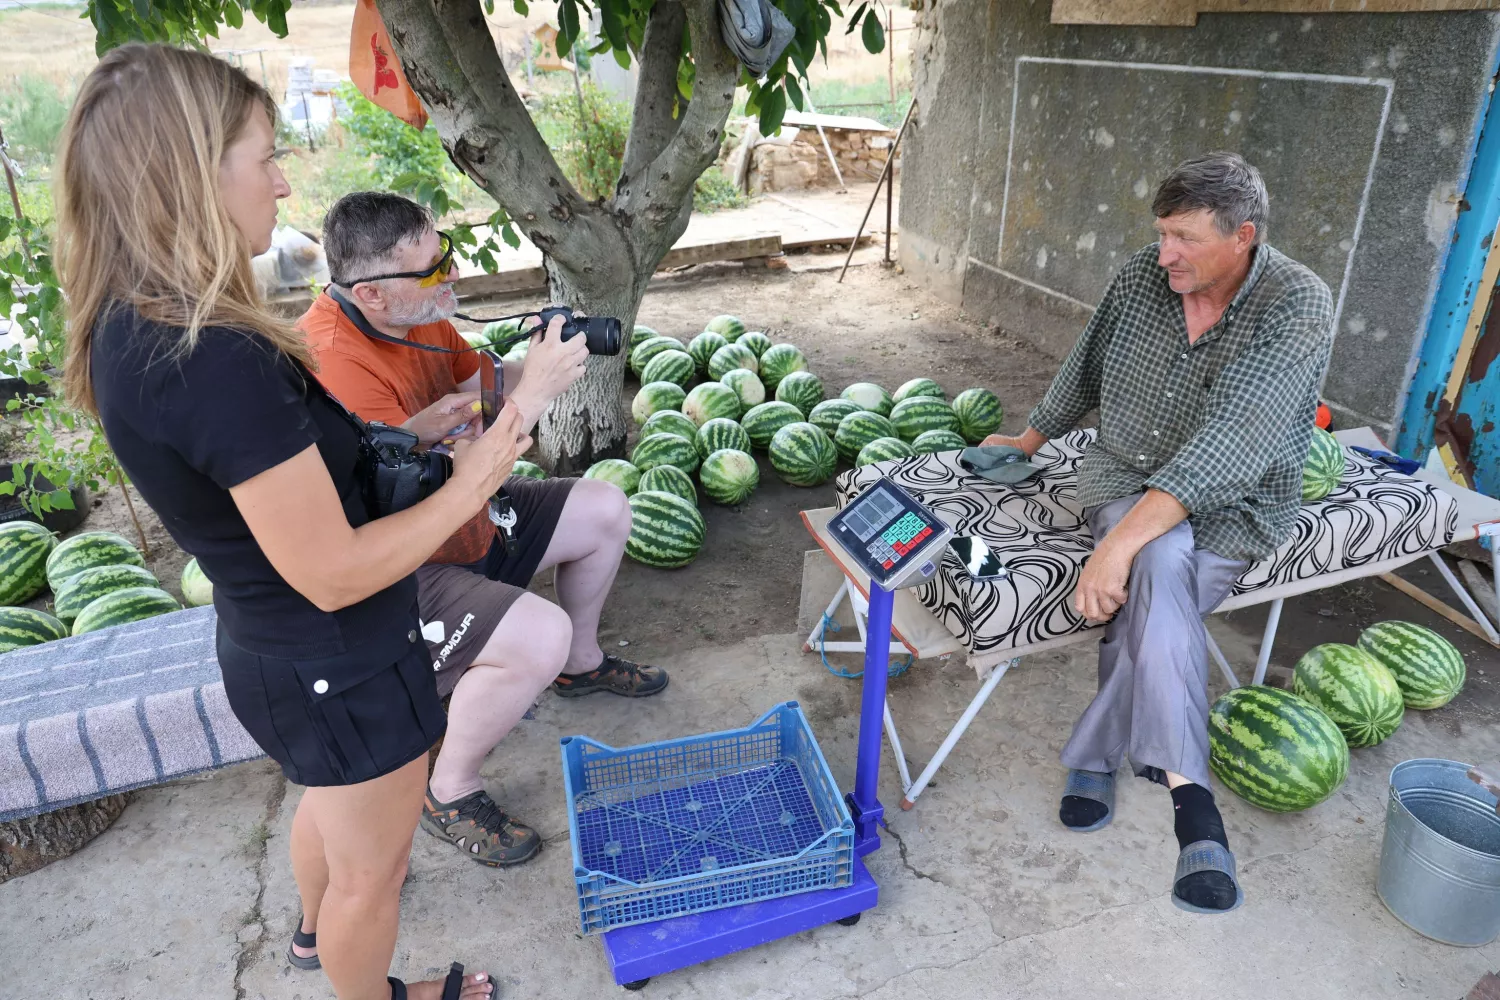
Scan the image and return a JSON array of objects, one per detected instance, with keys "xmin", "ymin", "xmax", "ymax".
[
  {"xmin": 1152, "ymin": 152, "xmax": 1269, "ymax": 245},
  {"xmin": 323, "ymin": 192, "xmax": 433, "ymax": 286}
]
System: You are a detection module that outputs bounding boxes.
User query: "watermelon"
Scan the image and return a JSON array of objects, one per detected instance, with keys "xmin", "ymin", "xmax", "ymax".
[
  {"xmin": 835, "ymin": 410, "xmax": 897, "ymax": 463},
  {"xmin": 630, "ymin": 336, "xmax": 688, "ymax": 378},
  {"xmin": 480, "ymin": 318, "xmax": 522, "ymax": 348},
  {"xmin": 737, "ymin": 331, "xmax": 773, "ymax": 358},
  {"xmin": 631, "ymin": 381, "xmax": 687, "ymax": 425},
  {"xmin": 631, "ymin": 433, "xmax": 701, "ymax": 475},
  {"xmin": 889, "ymin": 397, "xmax": 962, "ymax": 443},
  {"xmin": 45, "ymin": 531, "xmax": 144, "ymax": 593},
  {"xmin": 708, "ymin": 343, "xmax": 759, "ymax": 381},
  {"xmin": 1302, "ymin": 426, "xmax": 1344, "ymax": 502},
  {"xmin": 1208, "ymin": 685, "xmax": 1349, "ymax": 813},
  {"xmin": 583, "ymin": 459, "xmax": 643, "ymax": 496},
  {"xmin": 688, "ymin": 331, "xmax": 729, "ymax": 375},
  {"xmin": 502, "ymin": 341, "xmax": 529, "ymax": 364},
  {"xmin": 893, "ymin": 378, "xmax": 946, "ymax": 404},
  {"xmin": 952, "ymin": 388, "xmax": 1004, "ymax": 443},
  {"xmin": 705, "ymin": 315, "xmax": 746, "ymax": 339},
  {"xmin": 740, "ymin": 401, "xmax": 804, "ymax": 451},
  {"xmin": 700, "ymin": 449, "xmax": 759, "ymax": 506},
  {"xmin": 72, "ymin": 586, "xmax": 182, "ymax": 636},
  {"xmin": 511, "ymin": 460, "xmax": 547, "ymax": 480},
  {"xmin": 758, "ymin": 344, "xmax": 808, "ymax": 390},
  {"xmin": 55, "ymin": 564, "xmax": 161, "ymax": 626},
  {"xmin": 0, "ymin": 606, "xmax": 68, "ymax": 653},
  {"xmin": 1291, "ymin": 643, "xmax": 1405, "ymax": 748},
  {"xmin": 774, "ymin": 370, "xmax": 825, "ymax": 416},
  {"xmin": 641, "ymin": 349, "xmax": 696, "ymax": 388},
  {"xmin": 1356, "ymin": 621, "xmax": 1466, "ymax": 710},
  {"xmin": 856, "ymin": 436, "xmax": 916, "ymax": 468},
  {"xmin": 641, "ymin": 409, "xmax": 701, "ymax": 443},
  {"xmin": 720, "ymin": 369, "xmax": 766, "ymax": 413},
  {"xmin": 809, "ymin": 399, "xmax": 861, "ymax": 439},
  {"xmin": 629, "ymin": 324, "xmax": 659, "ymax": 352},
  {"xmin": 638, "ymin": 465, "xmax": 697, "ymax": 505},
  {"xmin": 683, "ymin": 382, "xmax": 743, "ymax": 425},
  {"xmin": 912, "ymin": 429, "xmax": 969, "ymax": 454},
  {"xmin": 0, "ymin": 521, "xmax": 56, "ymax": 606},
  {"xmin": 181, "ymin": 557, "xmax": 214, "ymax": 607},
  {"xmin": 626, "ymin": 491, "xmax": 706, "ymax": 568},
  {"xmin": 769, "ymin": 422, "xmax": 837, "ymax": 487},
  {"xmin": 695, "ymin": 418, "xmax": 753, "ymax": 460},
  {"xmin": 840, "ymin": 382, "xmax": 893, "ymax": 417}
]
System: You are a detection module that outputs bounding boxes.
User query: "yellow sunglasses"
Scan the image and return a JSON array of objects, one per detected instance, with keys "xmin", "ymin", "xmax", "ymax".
[{"xmin": 343, "ymin": 231, "xmax": 457, "ymax": 288}]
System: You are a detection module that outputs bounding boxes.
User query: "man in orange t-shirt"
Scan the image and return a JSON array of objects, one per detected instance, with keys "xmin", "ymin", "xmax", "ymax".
[{"xmin": 295, "ymin": 193, "xmax": 667, "ymax": 884}]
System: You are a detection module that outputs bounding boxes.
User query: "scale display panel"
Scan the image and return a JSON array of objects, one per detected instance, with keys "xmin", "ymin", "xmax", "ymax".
[{"xmin": 828, "ymin": 479, "xmax": 952, "ymax": 591}]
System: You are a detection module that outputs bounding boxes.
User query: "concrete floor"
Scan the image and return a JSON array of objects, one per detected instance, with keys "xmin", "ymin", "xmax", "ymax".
[{"xmin": 4, "ymin": 604, "xmax": 1498, "ymax": 1000}]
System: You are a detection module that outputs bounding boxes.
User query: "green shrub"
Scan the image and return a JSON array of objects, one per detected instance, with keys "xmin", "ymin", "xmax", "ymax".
[
  {"xmin": 0, "ymin": 75, "xmax": 71, "ymax": 169},
  {"xmin": 694, "ymin": 167, "xmax": 746, "ymax": 214},
  {"xmin": 534, "ymin": 82, "xmax": 630, "ymax": 202}
]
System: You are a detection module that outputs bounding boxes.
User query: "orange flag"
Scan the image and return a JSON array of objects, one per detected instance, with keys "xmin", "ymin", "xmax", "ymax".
[{"xmin": 349, "ymin": 0, "xmax": 428, "ymax": 129}]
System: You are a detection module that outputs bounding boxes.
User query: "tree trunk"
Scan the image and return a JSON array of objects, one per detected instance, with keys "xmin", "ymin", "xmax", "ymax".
[{"xmin": 0, "ymin": 794, "xmax": 130, "ymax": 883}]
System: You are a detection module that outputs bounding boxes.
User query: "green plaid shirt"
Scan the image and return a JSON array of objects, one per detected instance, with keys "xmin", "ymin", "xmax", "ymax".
[{"xmin": 1028, "ymin": 243, "xmax": 1334, "ymax": 561}]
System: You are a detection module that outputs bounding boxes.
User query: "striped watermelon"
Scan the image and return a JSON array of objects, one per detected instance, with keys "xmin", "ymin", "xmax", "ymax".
[
  {"xmin": 511, "ymin": 460, "xmax": 547, "ymax": 480},
  {"xmin": 700, "ymin": 449, "xmax": 759, "ymax": 505},
  {"xmin": 695, "ymin": 418, "xmax": 752, "ymax": 460},
  {"xmin": 479, "ymin": 318, "xmax": 522, "ymax": 348},
  {"xmin": 809, "ymin": 399, "xmax": 861, "ymax": 438},
  {"xmin": 1357, "ymin": 621, "xmax": 1466, "ymax": 710},
  {"xmin": 835, "ymin": 410, "xmax": 897, "ymax": 463},
  {"xmin": 0, "ymin": 521, "xmax": 55, "ymax": 606},
  {"xmin": 638, "ymin": 465, "xmax": 697, "ymax": 505},
  {"xmin": 72, "ymin": 586, "xmax": 182, "ymax": 636},
  {"xmin": 683, "ymin": 382, "xmax": 743, "ymax": 425},
  {"xmin": 720, "ymin": 369, "xmax": 766, "ymax": 413},
  {"xmin": 893, "ymin": 378, "xmax": 945, "ymax": 404},
  {"xmin": 1292, "ymin": 643, "xmax": 1405, "ymax": 748},
  {"xmin": 856, "ymin": 436, "xmax": 916, "ymax": 468},
  {"xmin": 708, "ymin": 343, "xmax": 759, "ymax": 381},
  {"xmin": 1302, "ymin": 426, "xmax": 1344, "ymax": 502},
  {"xmin": 181, "ymin": 557, "xmax": 214, "ymax": 607},
  {"xmin": 626, "ymin": 491, "xmax": 705, "ymax": 568},
  {"xmin": 45, "ymin": 531, "xmax": 144, "ymax": 592},
  {"xmin": 0, "ymin": 606, "xmax": 68, "ymax": 653},
  {"xmin": 630, "ymin": 336, "xmax": 688, "ymax": 378},
  {"xmin": 631, "ymin": 381, "xmax": 687, "ymax": 425},
  {"xmin": 642, "ymin": 410, "xmax": 701, "ymax": 443},
  {"xmin": 889, "ymin": 397, "xmax": 961, "ymax": 443},
  {"xmin": 503, "ymin": 341, "xmax": 529, "ymax": 364},
  {"xmin": 1208, "ymin": 685, "xmax": 1349, "ymax": 813},
  {"xmin": 630, "ymin": 324, "xmax": 659, "ymax": 352},
  {"xmin": 687, "ymin": 332, "xmax": 729, "ymax": 375},
  {"xmin": 641, "ymin": 349, "xmax": 696, "ymax": 388},
  {"xmin": 706, "ymin": 315, "xmax": 746, "ymax": 339},
  {"xmin": 774, "ymin": 370, "xmax": 825, "ymax": 416},
  {"xmin": 952, "ymin": 388, "xmax": 1004, "ymax": 443},
  {"xmin": 912, "ymin": 429, "xmax": 969, "ymax": 454},
  {"xmin": 584, "ymin": 459, "xmax": 643, "ymax": 496},
  {"xmin": 737, "ymin": 331, "xmax": 773, "ymax": 358},
  {"xmin": 769, "ymin": 422, "xmax": 837, "ymax": 487},
  {"xmin": 55, "ymin": 564, "xmax": 160, "ymax": 626},
  {"xmin": 740, "ymin": 401, "xmax": 804, "ymax": 451},
  {"xmin": 758, "ymin": 344, "xmax": 808, "ymax": 390},
  {"xmin": 840, "ymin": 382, "xmax": 893, "ymax": 417},
  {"xmin": 631, "ymin": 433, "xmax": 701, "ymax": 475}
]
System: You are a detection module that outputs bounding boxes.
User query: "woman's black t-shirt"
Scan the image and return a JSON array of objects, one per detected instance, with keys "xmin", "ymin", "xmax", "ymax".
[{"xmin": 91, "ymin": 306, "xmax": 418, "ymax": 660}]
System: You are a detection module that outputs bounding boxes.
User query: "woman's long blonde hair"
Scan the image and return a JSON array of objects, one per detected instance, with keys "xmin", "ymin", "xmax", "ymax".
[{"xmin": 56, "ymin": 43, "xmax": 310, "ymax": 413}]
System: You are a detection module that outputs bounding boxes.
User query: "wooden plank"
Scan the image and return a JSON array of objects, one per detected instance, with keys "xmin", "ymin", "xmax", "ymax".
[
  {"xmin": 1377, "ymin": 572, "xmax": 1500, "ymax": 648},
  {"xmin": 1467, "ymin": 973, "xmax": 1500, "ymax": 1000},
  {"xmin": 657, "ymin": 232, "xmax": 782, "ymax": 269},
  {"xmin": 452, "ymin": 266, "xmax": 548, "ymax": 298},
  {"xmin": 1051, "ymin": 0, "xmax": 1500, "ymax": 25}
]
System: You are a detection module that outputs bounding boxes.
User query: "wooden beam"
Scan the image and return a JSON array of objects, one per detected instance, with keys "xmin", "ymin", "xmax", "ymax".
[
  {"xmin": 1051, "ymin": 0, "xmax": 1500, "ymax": 26},
  {"xmin": 1377, "ymin": 572, "xmax": 1500, "ymax": 648},
  {"xmin": 657, "ymin": 232, "xmax": 782, "ymax": 269}
]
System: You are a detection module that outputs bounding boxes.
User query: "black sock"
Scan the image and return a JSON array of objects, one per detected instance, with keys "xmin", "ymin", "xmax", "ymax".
[
  {"xmin": 1170, "ymin": 783, "xmax": 1236, "ymax": 910},
  {"xmin": 1059, "ymin": 795, "xmax": 1109, "ymax": 830}
]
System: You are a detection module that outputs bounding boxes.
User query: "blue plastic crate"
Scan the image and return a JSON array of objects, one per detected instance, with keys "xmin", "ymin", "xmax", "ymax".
[{"xmin": 561, "ymin": 702, "xmax": 855, "ymax": 935}]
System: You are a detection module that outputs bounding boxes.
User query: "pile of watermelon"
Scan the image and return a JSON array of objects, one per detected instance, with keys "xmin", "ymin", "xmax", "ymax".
[
  {"xmin": 0, "ymin": 524, "xmax": 198, "ymax": 656},
  {"xmin": 1209, "ymin": 620, "xmax": 1467, "ymax": 813}
]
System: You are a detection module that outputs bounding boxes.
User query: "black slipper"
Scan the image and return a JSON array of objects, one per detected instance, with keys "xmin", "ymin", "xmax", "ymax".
[
  {"xmin": 285, "ymin": 914, "xmax": 320, "ymax": 971},
  {"xmin": 389, "ymin": 963, "xmax": 485, "ymax": 1000}
]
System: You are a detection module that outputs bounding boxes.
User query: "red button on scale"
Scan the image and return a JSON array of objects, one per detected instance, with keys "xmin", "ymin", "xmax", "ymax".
[{"xmin": 882, "ymin": 560, "xmax": 894, "ymax": 570}]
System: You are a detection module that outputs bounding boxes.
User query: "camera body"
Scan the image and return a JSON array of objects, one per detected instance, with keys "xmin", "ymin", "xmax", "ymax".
[
  {"xmin": 532, "ymin": 305, "xmax": 622, "ymax": 356},
  {"xmin": 360, "ymin": 422, "xmax": 451, "ymax": 518}
]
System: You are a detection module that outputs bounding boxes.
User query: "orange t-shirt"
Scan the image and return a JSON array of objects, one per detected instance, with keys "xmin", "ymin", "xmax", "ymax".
[{"xmin": 297, "ymin": 292, "xmax": 490, "ymax": 565}]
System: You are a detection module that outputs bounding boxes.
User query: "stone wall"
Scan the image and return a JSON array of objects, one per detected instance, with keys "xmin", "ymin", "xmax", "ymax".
[{"xmin": 750, "ymin": 127, "xmax": 899, "ymax": 193}]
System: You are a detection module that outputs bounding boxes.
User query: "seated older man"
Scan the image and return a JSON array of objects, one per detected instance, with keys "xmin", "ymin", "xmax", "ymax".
[{"xmin": 985, "ymin": 152, "xmax": 1333, "ymax": 913}]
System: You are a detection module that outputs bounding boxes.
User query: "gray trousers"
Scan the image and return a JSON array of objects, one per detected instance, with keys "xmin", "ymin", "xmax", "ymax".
[{"xmin": 1059, "ymin": 494, "xmax": 1248, "ymax": 789}]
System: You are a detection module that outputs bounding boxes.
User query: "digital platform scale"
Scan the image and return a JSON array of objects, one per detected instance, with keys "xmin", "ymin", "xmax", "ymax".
[{"xmin": 598, "ymin": 479, "xmax": 951, "ymax": 989}]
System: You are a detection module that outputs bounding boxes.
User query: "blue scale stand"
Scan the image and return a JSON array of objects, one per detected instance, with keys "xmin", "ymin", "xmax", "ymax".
[{"xmin": 600, "ymin": 480, "xmax": 952, "ymax": 989}]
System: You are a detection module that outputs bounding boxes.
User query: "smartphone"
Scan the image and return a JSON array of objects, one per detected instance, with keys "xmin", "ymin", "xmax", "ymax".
[
  {"xmin": 948, "ymin": 535, "xmax": 1009, "ymax": 579},
  {"xmin": 478, "ymin": 349, "xmax": 502, "ymax": 431}
]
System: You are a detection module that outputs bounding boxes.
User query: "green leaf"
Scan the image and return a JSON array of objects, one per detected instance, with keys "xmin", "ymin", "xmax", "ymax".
[
  {"xmin": 861, "ymin": 8, "xmax": 885, "ymax": 53},
  {"xmin": 223, "ymin": 1, "xmax": 242, "ymax": 29},
  {"xmin": 846, "ymin": 1, "xmax": 868, "ymax": 33},
  {"xmin": 785, "ymin": 74, "xmax": 805, "ymax": 112},
  {"xmin": 558, "ymin": 0, "xmax": 580, "ymax": 56},
  {"xmin": 501, "ymin": 223, "xmax": 521, "ymax": 249},
  {"xmin": 758, "ymin": 84, "xmax": 788, "ymax": 136},
  {"xmin": 613, "ymin": 46, "xmax": 632, "ymax": 70}
]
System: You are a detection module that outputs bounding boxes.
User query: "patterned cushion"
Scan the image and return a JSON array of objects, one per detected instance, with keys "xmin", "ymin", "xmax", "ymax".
[{"xmin": 834, "ymin": 429, "xmax": 1459, "ymax": 661}]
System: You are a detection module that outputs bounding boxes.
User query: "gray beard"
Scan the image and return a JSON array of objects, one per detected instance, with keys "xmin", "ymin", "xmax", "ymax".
[{"xmin": 386, "ymin": 288, "xmax": 457, "ymax": 327}]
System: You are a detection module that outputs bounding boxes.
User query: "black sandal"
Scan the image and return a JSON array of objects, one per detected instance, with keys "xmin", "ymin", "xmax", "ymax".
[
  {"xmin": 388, "ymin": 963, "xmax": 485, "ymax": 999},
  {"xmin": 285, "ymin": 914, "xmax": 320, "ymax": 971}
]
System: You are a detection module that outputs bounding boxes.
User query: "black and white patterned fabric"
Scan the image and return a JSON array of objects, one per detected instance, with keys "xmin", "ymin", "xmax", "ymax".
[{"xmin": 834, "ymin": 430, "xmax": 1459, "ymax": 661}]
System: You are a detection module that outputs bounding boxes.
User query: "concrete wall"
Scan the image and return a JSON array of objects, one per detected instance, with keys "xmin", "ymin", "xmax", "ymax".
[{"xmin": 901, "ymin": 0, "xmax": 1500, "ymax": 437}]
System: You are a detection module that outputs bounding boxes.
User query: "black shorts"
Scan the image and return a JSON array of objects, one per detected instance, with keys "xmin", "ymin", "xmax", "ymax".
[{"xmin": 217, "ymin": 625, "xmax": 447, "ymax": 787}]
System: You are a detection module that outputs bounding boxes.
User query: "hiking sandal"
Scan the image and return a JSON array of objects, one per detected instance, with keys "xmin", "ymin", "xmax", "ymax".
[
  {"xmin": 285, "ymin": 913, "xmax": 320, "ymax": 970},
  {"xmin": 551, "ymin": 655, "xmax": 668, "ymax": 698},
  {"xmin": 421, "ymin": 786, "xmax": 541, "ymax": 867}
]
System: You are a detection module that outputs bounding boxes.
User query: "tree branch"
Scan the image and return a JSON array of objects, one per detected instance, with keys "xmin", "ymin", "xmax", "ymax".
[{"xmin": 619, "ymin": 1, "xmax": 686, "ymax": 189}]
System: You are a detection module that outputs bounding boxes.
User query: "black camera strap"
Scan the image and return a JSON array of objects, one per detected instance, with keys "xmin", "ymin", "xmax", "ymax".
[{"xmin": 326, "ymin": 287, "xmax": 536, "ymax": 357}]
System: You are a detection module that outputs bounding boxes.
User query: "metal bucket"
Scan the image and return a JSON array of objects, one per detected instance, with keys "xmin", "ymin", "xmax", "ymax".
[{"xmin": 1377, "ymin": 758, "xmax": 1500, "ymax": 946}]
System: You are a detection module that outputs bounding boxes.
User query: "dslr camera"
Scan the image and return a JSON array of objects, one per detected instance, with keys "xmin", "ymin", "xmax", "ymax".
[
  {"xmin": 359, "ymin": 422, "xmax": 451, "ymax": 518},
  {"xmin": 524, "ymin": 305, "xmax": 623, "ymax": 356}
]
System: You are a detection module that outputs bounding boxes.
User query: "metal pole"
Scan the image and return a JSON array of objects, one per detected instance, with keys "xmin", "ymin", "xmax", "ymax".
[
  {"xmin": 804, "ymin": 92, "xmax": 847, "ymax": 194},
  {"xmin": 887, "ymin": 9, "xmax": 895, "ymax": 106},
  {"xmin": 838, "ymin": 99, "xmax": 915, "ymax": 283},
  {"xmin": 0, "ymin": 124, "xmax": 32, "ymax": 264},
  {"xmin": 850, "ymin": 583, "xmax": 893, "ymax": 856},
  {"xmin": 884, "ymin": 147, "xmax": 894, "ymax": 266}
]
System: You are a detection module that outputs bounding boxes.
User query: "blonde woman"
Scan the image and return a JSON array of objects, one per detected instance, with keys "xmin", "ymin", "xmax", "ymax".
[{"xmin": 57, "ymin": 43, "xmax": 506, "ymax": 1000}]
